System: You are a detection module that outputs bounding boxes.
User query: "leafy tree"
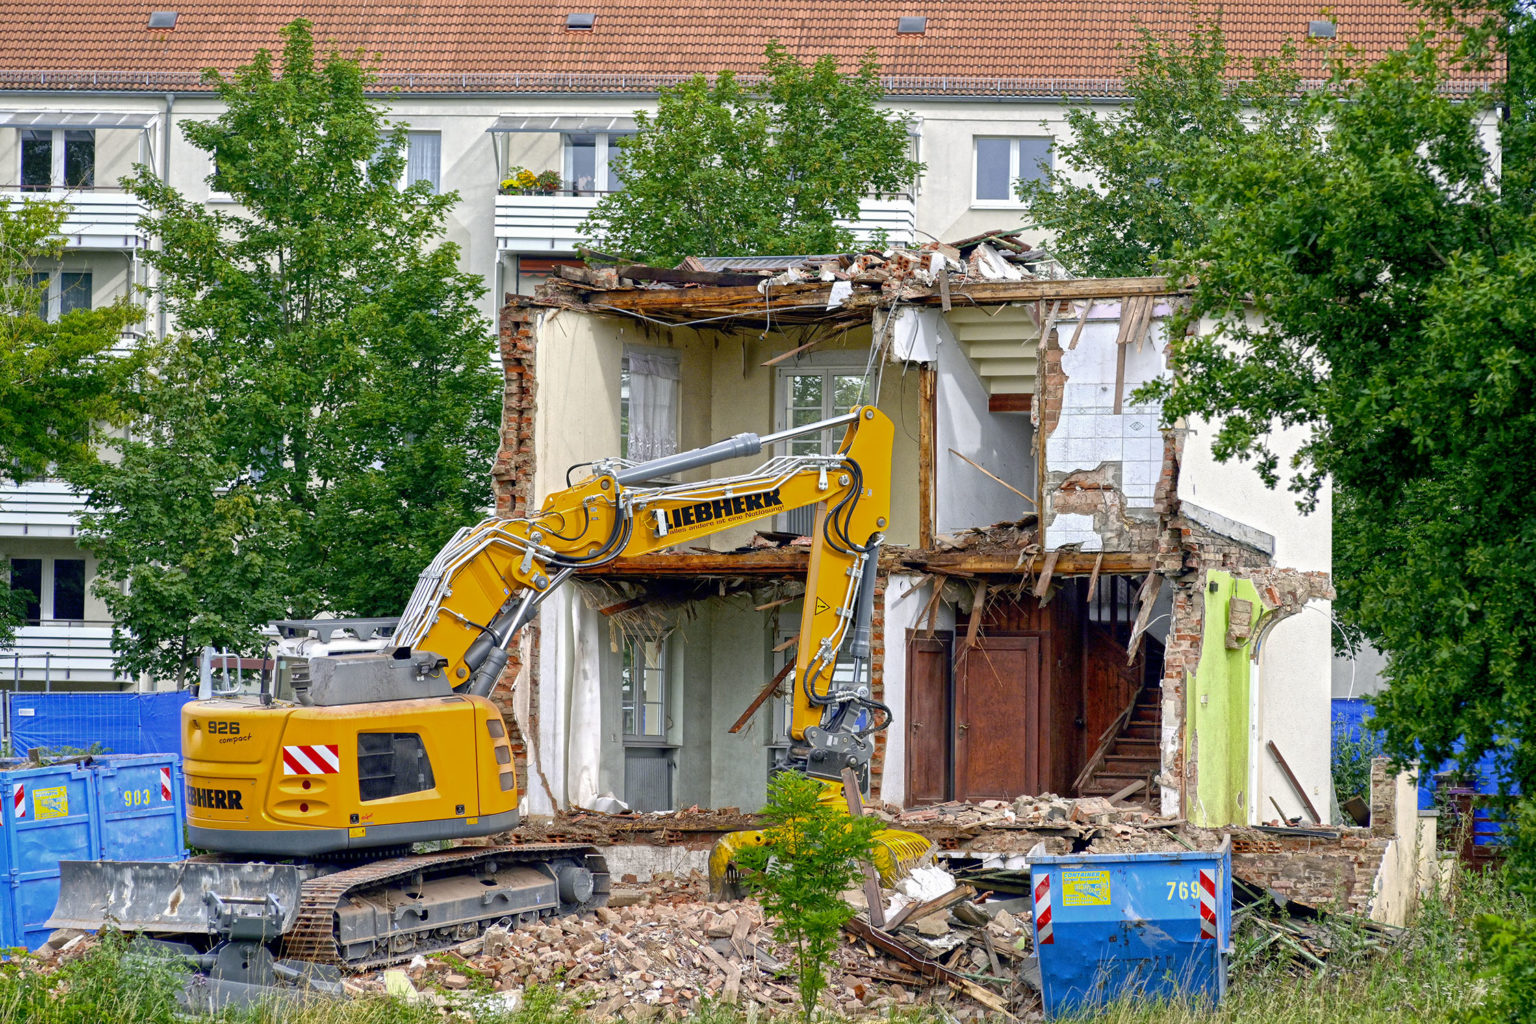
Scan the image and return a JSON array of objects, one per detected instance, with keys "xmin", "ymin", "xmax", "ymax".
[
  {"xmin": 737, "ymin": 771, "xmax": 882, "ymax": 1023},
  {"xmin": 1024, "ymin": 8, "xmax": 1536, "ymax": 826},
  {"xmin": 583, "ymin": 42, "xmax": 921, "ymax": 263},
  {"xmin": 1016, "ymin": 22, "xmax": 1316, "ymax": 277},
  {"xmin": 81, "ymin": 19, "xmax": 499, "ymax": 683},
  {"xmin": 0, "ymin": 197, "xmax": 143, "ymax": 648}
]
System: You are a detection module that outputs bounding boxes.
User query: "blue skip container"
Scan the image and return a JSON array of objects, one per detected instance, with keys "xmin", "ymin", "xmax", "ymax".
[
  {"xmin": 0, "ymin": 754, "xmax": 186, "ymax": 949},
  {"xmin": 1029, "ymin": 837, "xmax": 1232, "ymax": 1016}
]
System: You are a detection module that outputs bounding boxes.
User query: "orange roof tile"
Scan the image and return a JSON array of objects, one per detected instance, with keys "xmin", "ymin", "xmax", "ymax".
[{"xmin": 0, "ymin": 1, "xmax": 1496, "ymax": 95}]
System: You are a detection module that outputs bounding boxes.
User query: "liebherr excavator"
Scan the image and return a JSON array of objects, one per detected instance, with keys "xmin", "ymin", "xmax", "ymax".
[{"xmin": 52, "ymin": 406, "xmax": 928, "ymax": 1000}]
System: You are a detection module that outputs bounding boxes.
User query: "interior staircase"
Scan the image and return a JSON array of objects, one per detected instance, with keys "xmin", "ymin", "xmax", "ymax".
[{"xmin": 1077, "ymin": 681, "xmax": 1162, "ymax": 801}]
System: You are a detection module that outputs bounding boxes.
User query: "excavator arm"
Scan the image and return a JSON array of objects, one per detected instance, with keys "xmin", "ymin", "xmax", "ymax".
[{"xmin": 393, "ymin": 406, "xmax": 895, "ymax": 779}]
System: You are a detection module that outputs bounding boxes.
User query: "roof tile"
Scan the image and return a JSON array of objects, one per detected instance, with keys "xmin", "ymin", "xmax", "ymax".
[{"xmin": 0, "ymin": 1, "xmax": 1496, "ymax": 94}]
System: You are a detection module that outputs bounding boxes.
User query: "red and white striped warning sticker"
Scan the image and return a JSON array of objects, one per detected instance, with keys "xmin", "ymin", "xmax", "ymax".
[
  {"xmin": 1033, "ymin": 873, "xmax": 1054, "ymax": 945},
  {"xmin": 160, "ymin": 766, "xmax": 173, "ymax": 801},
  {"xmin": 1198, "ymin": 868, "xmax": 1218, "ymax": 940},
  {"xmin": 12, "ymin": 783, "xmax": 25, "ymax": 820},
  {"xmin": 282, "ymin": 744, "xmax": 341, "ymax": 776}
]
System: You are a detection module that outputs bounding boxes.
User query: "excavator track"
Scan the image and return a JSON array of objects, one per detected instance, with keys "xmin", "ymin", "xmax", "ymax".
[{"xmin": 280, "ymin": 843, "xmax": 609, "ymax": 970}]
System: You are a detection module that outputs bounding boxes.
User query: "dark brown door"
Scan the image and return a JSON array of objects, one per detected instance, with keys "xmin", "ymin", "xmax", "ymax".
[
  {"xmin": 905, "ymin": 633, "xmax": 951, "ymax": 806},
  {"xmin": 954, "ymin": 636, "xmax": 1041, "ymax": 801}
]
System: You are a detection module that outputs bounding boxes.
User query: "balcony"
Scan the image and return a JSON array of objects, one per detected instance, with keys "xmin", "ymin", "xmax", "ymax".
[
  {"xmin": 4, "ymin": 621, "xmax": 126, "ymax": 687},
  {"xmin": 0, "ymin": 188, "xmax": 149, "ymax": 250},
  {"xmin": 495, "ymin": 191, "xmax": 918, "ymax": 255},
  {"xmin": 0, "ymin": 479, "xmax": 86, "ymax": 539}
]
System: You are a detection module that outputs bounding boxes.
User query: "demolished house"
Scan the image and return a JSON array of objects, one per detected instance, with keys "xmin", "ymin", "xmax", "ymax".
[{"xmin": 486, "ymin": 235, "xmax": 1335, "ymax": 829}]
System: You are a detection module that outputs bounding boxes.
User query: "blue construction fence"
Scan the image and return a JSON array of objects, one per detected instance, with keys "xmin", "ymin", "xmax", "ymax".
[
  {"xmin": 1333, "ymin": 696, "xmax": 1516, "ymax": 845},
  {"xmin": 5, "ymin": 691, "xmax": 192, "ymax": 758}
]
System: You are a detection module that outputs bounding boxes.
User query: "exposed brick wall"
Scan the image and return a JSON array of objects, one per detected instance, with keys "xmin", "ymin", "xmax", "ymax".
[
  {"xmin": 491, "ymin": 300, "xmax": 541, "ymax": 797},
  {"xmin": 492, "ymin": 304, "xmax": 539, "ymax": 520},
  {"xmin": 1232, "ymin": 832, "xmax": 1391, "ymax": 915},
  {"xmin": 869, "ymin": 569, "xmax": 888, "ymax": 803},
  {"xmin": 1231, "ymin": 759, "xmax": 1397, "ymax": 916}
]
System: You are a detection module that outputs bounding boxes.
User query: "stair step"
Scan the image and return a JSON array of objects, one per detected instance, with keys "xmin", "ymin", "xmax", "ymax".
[
  {"xmin": 1103, "ymin": 757, "xmax": 1158, "ymax": 775},
  {"xmin": 1121, "ymin": 725, "xmax": 1159, "ymax": 741},
  {"xmin": 1106, "ymin": 743, "xmax": 1159, "ymax": 759}
]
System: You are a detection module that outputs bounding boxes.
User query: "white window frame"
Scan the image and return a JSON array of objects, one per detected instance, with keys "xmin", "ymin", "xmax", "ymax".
[
  {"xmin": 620, "ymin": 634, "xmax": 674, "ymax": 745},
  {"xmin": 402, "ymin": 130, "xmax": 442, "ymax": 194},
  {"xmin": 563, "ymin": 131, "xmax": 634, "ymax": 196},
  {"xmin": 206, "ymin": 152, "xmax": 234, "ymax": 204},
  {"xmin": 971, "ymin": 135, "xmax": 1053, "ymax": 209},
  {"xmin": 774, "ymin": 355, "xmax": 874, "ymax": 454},
  {"xmin": 774, "ymin": 354, "xmax": 873, "ymax": 534},
  {"xmin": 620, "ymin": 345, "xmax": 680, "ymax": 464},
  {"xmin": 18, "ymin": 128, "xmax": 95, "ymax": 190},
  {"xmin": 29, "ymin": 270, "xmax": 92, "ymax": 322}
]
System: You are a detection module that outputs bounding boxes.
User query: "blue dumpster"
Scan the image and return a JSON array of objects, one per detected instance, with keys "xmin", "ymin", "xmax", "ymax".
[
  {"xmin": 1029, "ymin": 837, "xmax": 1232, "ymax": 1016},
  {"xmin": 0, "ymin": 755, "xmax": 186, "ymax": 949}
]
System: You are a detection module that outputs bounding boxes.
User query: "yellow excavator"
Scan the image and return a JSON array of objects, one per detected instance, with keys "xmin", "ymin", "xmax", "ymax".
[{"xmin": 52, "ymin": 406, "xmax": 928, "ymax": 1001}]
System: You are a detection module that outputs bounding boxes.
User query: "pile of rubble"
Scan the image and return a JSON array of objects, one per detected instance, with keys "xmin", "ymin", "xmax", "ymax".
[
  {"xmin": 360, "ymin": 869, "xmax": 1033, "ymax": 1020},
  {"xmin": 549, "ymin": 231, "xmax": 1070, "ymax": 299}
]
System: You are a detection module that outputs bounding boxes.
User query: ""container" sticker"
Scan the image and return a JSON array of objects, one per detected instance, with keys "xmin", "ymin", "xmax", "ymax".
[
  {"xmin": 1061, "ymin": 869, "xmax": 1112, "ymax": 906},
  {"xmin": 32, "ymin": 786, "xmax": 69, "ymax": 820}
]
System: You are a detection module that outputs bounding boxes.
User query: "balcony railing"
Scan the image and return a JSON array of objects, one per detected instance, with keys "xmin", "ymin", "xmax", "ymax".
[
  {"xmin": 495, "ymin": 191, "xmax": 918, "ymax": 254},
  {"xmin": 0, "ymin": 187, "xmax": 149, "ymax": 250},
  {"xmin": 0, "ymin": 479, "xmax": 86, "ymax": 538},
  {"xmin": 4, "ymin": 621, "xmax": 127, "ymax": 687}
]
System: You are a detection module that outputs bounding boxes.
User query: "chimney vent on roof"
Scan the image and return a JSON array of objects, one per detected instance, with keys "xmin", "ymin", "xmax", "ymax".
[
  {"xmin": 566, "ymin": 13, "xmax": 596, "ymax": 30},
  {"xmin": 897, "ymin": 16, "xmax": 928, "ymax": 34},
  {"xmin": 148, "ymin": 10, "xmax": 178, "ymax": 29},
  {"xmin": 1308, "ymin": 19, "xmax": 1336, "ymax": 39}
]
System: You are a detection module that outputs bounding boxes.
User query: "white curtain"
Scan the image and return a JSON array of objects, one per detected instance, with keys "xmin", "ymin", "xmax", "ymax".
[
  {"xmin": 626, "ymin": 349, "xmax": 680, "ymax": 462},
  {"xmin": 406, "ymin": 131, "xmax": 440, "ymax": 193}
]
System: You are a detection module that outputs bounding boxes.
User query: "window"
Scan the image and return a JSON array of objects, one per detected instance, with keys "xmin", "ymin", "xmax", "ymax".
[
  {"xmin": 405, "ymin": 131, "xmax": 441, "ymax": 194},
  {"xmin": 565, "ymin": 132, "xmax": 632, "ymax": 195},
  {"xmin": 59, "ymin": 272, "xmax": 92, "ymax": 316},
  {"xmin": 19, "ymin": 129, "xmax": 94, "ymax": 190},
  {"xmin": 776, "ymin": 361, "xmax": 871, "ymax": 535},
  {"xmin": 29, "ymin": 273, "xmax": 49, "ymax": 320},
  {"xmin": 52, "ymin": 559, "xmax": 85, "ymax": 621},
  {"xmin": 778, "ymin": 365, "xmax": 871, "ymax": 456},
  {"xmin": 20, "ymin": 130, "xmax": 50, "ymax": 190},
  {"xmin": 621, "ymin": 638, "xmax": 668, "ymax": 740},
  {"xmin": 9, "ymin": 559, "xmax": 41, "ymax": 625},
  {"xmin": 29, "ymin": 272, "xmax": 91, "ymax": 321},
  {"xmin": 973, "ymin": 136, "xmax": 1052, "ymax": 204},
  {"xmin": 620, "ymin": 347, "xmax": 679, "ymax": 462},
  {"xmin": 357, "ymin": 732, "xmax": 435, "ymax": 801}
]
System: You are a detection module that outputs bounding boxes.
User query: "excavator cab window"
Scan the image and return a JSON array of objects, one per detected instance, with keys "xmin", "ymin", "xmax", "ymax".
[{"xmin": 358, "ymin": 732, "xmax": 435, "ymax": 801}]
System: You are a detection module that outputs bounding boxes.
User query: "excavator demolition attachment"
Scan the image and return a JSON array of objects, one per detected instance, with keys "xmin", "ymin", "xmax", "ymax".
[
  {"xmin": 50, "ymin": 407, "xmax": 927, "ymax": 1007},
  {"xmin": 707, "ymin": 780, "xmax": 934, "ymax": 899}
]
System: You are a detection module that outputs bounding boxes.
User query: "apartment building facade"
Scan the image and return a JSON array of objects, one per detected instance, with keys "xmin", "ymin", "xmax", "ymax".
[{"xmin": 0, "ymin": 0, "xmax": 1451, "ymax": 689}]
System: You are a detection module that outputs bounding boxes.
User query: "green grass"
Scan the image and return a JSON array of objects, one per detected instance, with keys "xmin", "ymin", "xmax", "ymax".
[{"xmin": 0, "ymin": 867, "xmax": 1527, "ymax": 1024}]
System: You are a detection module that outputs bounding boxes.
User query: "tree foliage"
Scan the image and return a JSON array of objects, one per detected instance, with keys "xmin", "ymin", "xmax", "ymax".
[
  {"xmin": 81, "ymin": 19, "xmax": 499, "ymax": 682},
  {"xmin": 0, "ymin": 197, "xmax": 143, "ymax": 648},
  {"xmin": 1016, "ymin": 24, "xmax": 1315, "ymax": 277},
  {"xmin": 1018, "ymin": 7, "xmax": 1536, "ymax": 816},
  {"xmin": 583, "ymin": 43, "xmax": 921, "ymax": 263}
]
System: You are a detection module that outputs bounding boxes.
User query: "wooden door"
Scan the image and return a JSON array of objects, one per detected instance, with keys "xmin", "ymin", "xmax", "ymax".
[
  {"xmin": 954, "ymin": 636, "xmax": 1040, "ymax": 801},
  {"xmin": 905, "ymin": 633, "xmax": 952, "ymax": 806}
]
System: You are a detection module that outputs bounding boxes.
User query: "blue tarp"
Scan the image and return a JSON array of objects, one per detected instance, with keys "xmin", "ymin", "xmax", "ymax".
[
  {"xmin": 8, "ymin": 692, "xmax": 192, "ymax": 756},
  {"xmin": 1332, "ymin": 696, "xmax": 1514, "ymax": 843}
]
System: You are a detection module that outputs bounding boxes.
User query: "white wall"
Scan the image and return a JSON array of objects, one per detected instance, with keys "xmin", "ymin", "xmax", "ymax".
[{"xmin": 932, "ymin": 317, "xmax": 1035, "ymax": 534}]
